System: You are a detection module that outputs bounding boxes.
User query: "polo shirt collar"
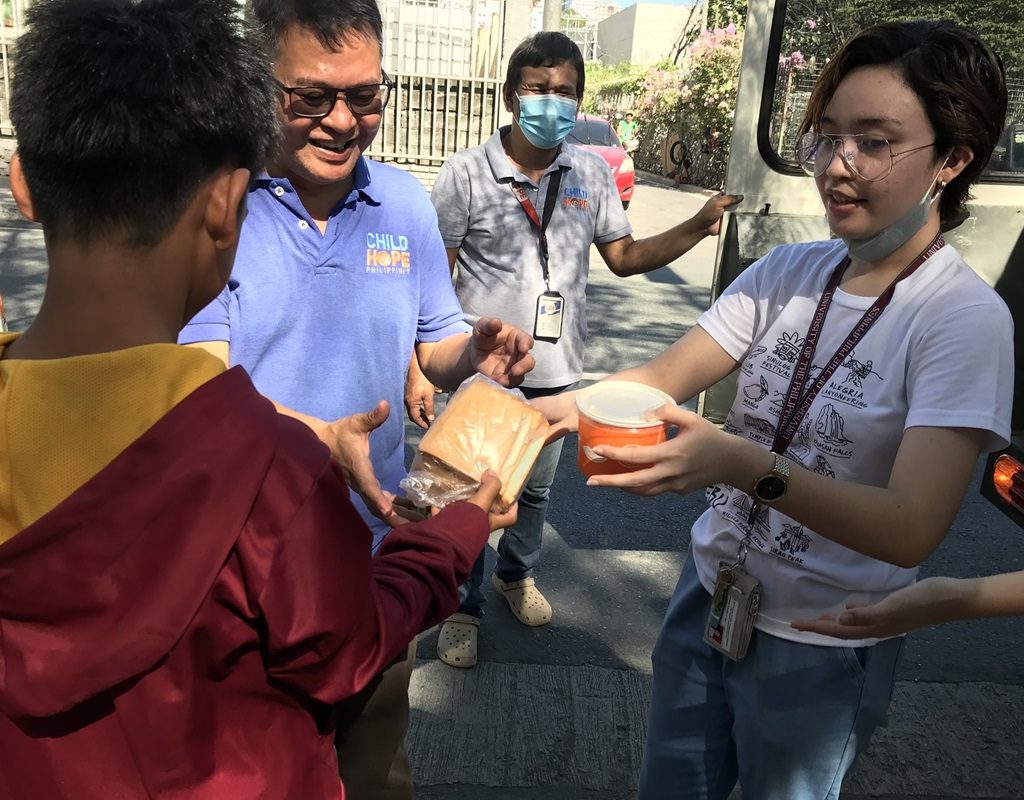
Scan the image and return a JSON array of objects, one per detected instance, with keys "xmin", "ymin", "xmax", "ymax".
[
  {"xmin": 255, "ymin": 156, "xmax": 379, "ymax": 207},
  {"xmin": 484, "ymin": 125, "xmax": 573, "ymax": 186}
]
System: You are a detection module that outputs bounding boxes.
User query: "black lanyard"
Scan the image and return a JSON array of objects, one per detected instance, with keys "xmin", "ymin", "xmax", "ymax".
[
  {"xmin": 771, "ymin": 234, "xmax": 945, "ymax": 455},
  {"xmin": 510, "ymin": 169, "xmax": 563, "ymax": 290}
]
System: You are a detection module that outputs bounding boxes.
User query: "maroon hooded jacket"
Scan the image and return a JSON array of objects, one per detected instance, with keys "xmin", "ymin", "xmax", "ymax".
[{"xmin": 0, "ymin": 367, "xmax": 487, "ymax": 799}]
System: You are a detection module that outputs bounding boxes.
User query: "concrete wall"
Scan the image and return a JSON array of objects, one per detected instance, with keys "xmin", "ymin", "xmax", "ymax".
[
  {"xmin": 597, "ymin": 3, "xmax": 637, "ymax": 66},
  {"xmin": 598, "ymin": 2, "xmax": 690, "ymax": 66}
]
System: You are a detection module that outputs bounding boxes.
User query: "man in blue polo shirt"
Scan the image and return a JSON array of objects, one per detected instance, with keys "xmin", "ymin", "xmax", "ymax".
[
  {"xmin": 179, "ymin": 1, "xmax": 532, "ymax": 798},
  {"xmin": 412, "ymin": 32, "xmax": 741, "ymax": 670}
]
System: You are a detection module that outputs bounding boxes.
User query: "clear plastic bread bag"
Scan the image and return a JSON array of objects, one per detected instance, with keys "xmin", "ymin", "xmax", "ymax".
[{"xmin": 399, "ymin": 374, "xmax": 549, "ymax": 512}]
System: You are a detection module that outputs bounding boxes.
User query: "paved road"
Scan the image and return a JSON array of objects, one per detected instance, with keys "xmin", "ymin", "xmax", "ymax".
[{"xmin": 1, "ymin": 176, "xmax": 1021, "ymax": 799}]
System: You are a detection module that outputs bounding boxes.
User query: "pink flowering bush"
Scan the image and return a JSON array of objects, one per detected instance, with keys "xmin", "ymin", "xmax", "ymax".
[
  {"xmin": 676, "ymin": 25, "xmax": 744, "ymax": 186},
  {"xmin": 623, "ymin": 25, "xmax": 742, "ymax": 188}
]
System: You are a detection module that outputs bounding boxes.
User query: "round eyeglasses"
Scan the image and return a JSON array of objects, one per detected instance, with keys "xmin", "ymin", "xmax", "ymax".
[
  {"xmin": 276, "ymin": 75, "xmax": 394, "ymax": 118},
  {"xmin": 797, "ymin": 132, "xmax": 936, "ymax": 182}
]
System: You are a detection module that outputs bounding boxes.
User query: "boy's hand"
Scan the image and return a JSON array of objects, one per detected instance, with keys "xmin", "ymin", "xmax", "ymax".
[
  {"xmin": 695, "ymin": 192, "xmax": 743, "ymax": 237},
  {"xmin": 467, "ymin": 470, "xmax": 518, "ymax": 531},
  {"xmin": 318, "ymin": 400, "xmax": 408, "ymax": 527}
]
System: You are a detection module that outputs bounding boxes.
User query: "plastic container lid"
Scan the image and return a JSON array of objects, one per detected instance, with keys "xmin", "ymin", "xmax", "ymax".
[{"xmin": 575, "ymin": 381, "xmax": 675, "ymax": 428}]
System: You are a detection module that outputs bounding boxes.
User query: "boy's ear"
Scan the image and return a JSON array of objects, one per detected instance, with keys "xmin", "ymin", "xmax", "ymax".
[
  {"xmin": 204, "ymin": 167, "xmax": 251, "ymax": 250},
  {"xmin": 9, "ymin": 152, "xmax": 40, "ymax": 223}
]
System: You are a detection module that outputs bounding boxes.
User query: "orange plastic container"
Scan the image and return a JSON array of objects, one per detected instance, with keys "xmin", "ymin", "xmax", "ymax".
[{"xmin": 575, "ymin": 381, "xmax": 675, "ymax": 477}]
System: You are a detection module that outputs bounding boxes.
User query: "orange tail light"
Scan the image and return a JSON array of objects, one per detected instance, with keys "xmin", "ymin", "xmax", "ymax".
[{"xmin": 992, "ymin": 454, "xmax": 1024, "ymax": 512}]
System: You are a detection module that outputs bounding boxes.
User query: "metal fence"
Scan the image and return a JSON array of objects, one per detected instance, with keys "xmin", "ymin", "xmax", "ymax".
[
  {"xmin": 0, "ymin": 0, "xmax": 30, "ymax": 135},
  {"xmin": 368, "ymin": 71, "xmax": 504, "ymax": 179}
]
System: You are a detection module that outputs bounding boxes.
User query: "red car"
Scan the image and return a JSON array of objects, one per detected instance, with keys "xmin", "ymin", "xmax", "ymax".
[{"xmin": 566, "ymin": 114, "xmax": 635, "ymax": 209}]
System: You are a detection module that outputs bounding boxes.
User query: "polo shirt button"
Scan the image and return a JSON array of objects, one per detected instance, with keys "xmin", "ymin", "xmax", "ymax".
[
  {"xmin": 273, "ymin": 186, "xmax": 285, "ymax": 197},
  {"xmin": 298, "ymin": 220, "xmax": 309, "ymax": 230}
]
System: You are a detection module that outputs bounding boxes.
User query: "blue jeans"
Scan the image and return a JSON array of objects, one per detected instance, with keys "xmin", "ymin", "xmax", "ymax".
[
  {"xmin": 457, "ymin": 382, "xmax": 576, "ymax": 619},
  {"xmin": 639, "ymin": 554, "xmax": 902, "ymax": 800}
]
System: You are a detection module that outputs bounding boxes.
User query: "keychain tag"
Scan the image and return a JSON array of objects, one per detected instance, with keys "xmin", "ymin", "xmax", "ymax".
[
  {"xmin": 534, "ymin": 291, "xmax": 564, "ymax": 343},
  {"xmin": 704, "ymin": 562, "xmax": 761, "ymax": 662}
]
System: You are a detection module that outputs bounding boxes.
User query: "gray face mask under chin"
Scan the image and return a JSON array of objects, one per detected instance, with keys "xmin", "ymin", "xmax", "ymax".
[{"xmin": 843, "ymin": 170, "xmax": 945, "ymax": 263}]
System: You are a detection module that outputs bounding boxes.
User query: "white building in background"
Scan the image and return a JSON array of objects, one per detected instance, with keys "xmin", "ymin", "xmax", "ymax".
[{"xmin": 598, "ymin": 2, "xmax": 693, "ymax": 66}]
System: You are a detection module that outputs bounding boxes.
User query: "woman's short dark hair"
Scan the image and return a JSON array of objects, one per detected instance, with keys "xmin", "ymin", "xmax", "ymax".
[
  {"xmin": 11, "ymin": 0, "xmax": 278, "ymax": 247},
  {"xmin": 799, "ymin": 20, "xmax": 1008, "ymax": 226},
  {"xmin": 504, "ymin": 32, "xmax": 585, "ymax": 107}
]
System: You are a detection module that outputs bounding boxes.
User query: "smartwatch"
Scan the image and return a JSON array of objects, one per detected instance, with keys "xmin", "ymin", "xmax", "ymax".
[{"xmin": 752, "ymin": 452, "xmax": 790, "ymax": 504}]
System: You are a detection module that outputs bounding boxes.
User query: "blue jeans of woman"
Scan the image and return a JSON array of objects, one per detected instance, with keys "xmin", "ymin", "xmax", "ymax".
[{"xmin": 639, "ymin": 553, "xmax": 902, "ymax": 800}]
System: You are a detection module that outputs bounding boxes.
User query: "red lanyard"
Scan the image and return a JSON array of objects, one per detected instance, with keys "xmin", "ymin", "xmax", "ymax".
[
  {"xmin": 771, "ymin": 234, "xmax": 945, "ymax": 455},
  {"xmin": 510, "ymin": 169, "xmax": 563, "ymax": 289}
]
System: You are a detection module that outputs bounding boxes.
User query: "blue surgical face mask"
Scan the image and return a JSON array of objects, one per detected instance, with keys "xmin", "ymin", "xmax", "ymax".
[
  {"xmin": 843, "ymin": 162, "xmax": 948, "ymax": 262},
  {"xmin": 515, "ymin": 93, "xmax": 577, "ymax": 150}
]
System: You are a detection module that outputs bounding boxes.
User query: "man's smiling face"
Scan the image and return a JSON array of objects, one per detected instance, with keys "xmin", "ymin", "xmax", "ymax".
[{"xmin": 268, "ymin": 25, "xmax": 383, "ymax": 196}]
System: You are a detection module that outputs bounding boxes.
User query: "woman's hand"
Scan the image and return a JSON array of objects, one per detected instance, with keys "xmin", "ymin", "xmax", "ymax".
[
  {"xmin": 583, "ymin": 404, "xmax": 739, "ymax": 496},
  {"xmin": 530, "ymin": 390, "xmax": 579, "ymax": 444},
  {"xmin": 790, "ymin": 577, "xmax": 966, "ymax": 640}
]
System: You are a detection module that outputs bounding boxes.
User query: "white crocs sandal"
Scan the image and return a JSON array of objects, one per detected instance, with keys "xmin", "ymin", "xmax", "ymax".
[
  {"xmin": 491, "ymin": 574, "xmax": 552, "ymax": 627},
  {"xmin": 437, "ymin": 613, "xmax": 480, "ymax": 668}
]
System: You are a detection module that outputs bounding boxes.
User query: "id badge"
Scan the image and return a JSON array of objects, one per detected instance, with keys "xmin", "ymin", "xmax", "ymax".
[
  {"xmin": 703, "ymin": 562, "xmax": 761, "ymax": 662},
  {"xmin": 534, "ymin": 291, "xmax": 564, "ymax": 343}
]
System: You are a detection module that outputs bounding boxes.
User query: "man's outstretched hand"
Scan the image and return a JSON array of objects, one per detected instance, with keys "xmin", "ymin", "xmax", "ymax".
[{"xmin": 468, "ymin": 317, "xmax": 535, "ymax": 387}]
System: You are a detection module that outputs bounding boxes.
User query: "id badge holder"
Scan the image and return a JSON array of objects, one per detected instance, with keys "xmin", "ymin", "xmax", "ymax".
[
  {"xmin": 703, "ymin": 561, "xmax": 761, "ymax": 662},
  {"xmin": 534, "ymin": 290, "xmax": 564, "ymax": 343}
]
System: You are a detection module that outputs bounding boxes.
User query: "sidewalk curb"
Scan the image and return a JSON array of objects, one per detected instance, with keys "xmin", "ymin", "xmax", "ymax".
[{"xmin": 636, "ymin": 169, "xmax": 716, "ymax": 195}]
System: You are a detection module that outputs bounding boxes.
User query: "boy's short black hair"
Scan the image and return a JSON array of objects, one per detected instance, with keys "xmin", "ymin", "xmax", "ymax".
[
  {"xmin": 504, "ymin": 32, "xmax": 585, "ymax": 107},
  {"xmin": 247, "ymin": 0, "xmax": 384, "ymax": 56},
  {"xmin": 11, "ymin": 0, "xmax": 278, "ymax": 248}
]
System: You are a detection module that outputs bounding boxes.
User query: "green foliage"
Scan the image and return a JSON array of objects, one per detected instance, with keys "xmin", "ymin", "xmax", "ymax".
[
  {"xmin": 623, "ymin": 61, "xmax": 689, "ymax": 174},
  {"xmin": 706, "ymin": 0, "xmax": 748, "ymax": 31},
  {"xmin": 581, "ymin": 60, "xmax": 646, "ymax": 116},
  {"xmin": 784, "ymin": 0, "xmax": 1023, "ymax": 80}
]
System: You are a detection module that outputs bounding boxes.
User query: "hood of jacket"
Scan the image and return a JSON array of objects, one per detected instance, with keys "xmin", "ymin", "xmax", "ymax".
[{"xmin": 0, "ymin": 367, "xmax": 277, "ymax": 720}]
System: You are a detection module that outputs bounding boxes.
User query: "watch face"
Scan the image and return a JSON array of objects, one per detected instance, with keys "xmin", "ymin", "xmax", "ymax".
[{"xmin": 755, "ymin": 475, "xmax": 787, "ymax": 502}]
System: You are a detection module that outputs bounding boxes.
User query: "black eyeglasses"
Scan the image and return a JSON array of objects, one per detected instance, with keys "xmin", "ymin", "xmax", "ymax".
[{"xmin": 276, "ymin": 75, "xmax": 394, "ymax": 118}]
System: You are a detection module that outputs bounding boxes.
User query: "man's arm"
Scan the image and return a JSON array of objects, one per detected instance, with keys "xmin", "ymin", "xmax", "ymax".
[
  {"xmin": 415, "ymin": 317, "xmax": 534, "ymax": 391},
  {"xmin": 595, "ymin": 192, "xmax": 742, "ymax": 277}
]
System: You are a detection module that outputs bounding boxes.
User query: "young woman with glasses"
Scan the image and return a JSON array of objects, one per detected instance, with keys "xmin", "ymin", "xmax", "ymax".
[{"xmin": 533, "ymin": 20, "xmax": 1013, "ymax": 799}]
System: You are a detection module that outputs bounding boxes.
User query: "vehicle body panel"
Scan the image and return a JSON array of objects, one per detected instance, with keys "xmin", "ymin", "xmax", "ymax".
[{"xmin": 568, "ymin": 115, "xmax": 635, "ymax": 207}]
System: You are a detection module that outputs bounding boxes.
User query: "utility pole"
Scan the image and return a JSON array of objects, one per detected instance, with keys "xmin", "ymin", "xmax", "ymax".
[{"xmin": 542, "ymin": 0, "xmax": 562, "ymax": 32}]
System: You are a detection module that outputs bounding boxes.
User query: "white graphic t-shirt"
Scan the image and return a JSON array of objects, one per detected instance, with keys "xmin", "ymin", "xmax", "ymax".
[{"xmin": 694, "ymin": 239, "xmax": 1013, "ymax": 646}]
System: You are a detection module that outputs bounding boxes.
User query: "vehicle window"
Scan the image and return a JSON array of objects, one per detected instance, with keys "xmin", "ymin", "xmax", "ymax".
[
  {"xmin": 766, "ymin": 1, "xmax": 1024, "ymax": 179},
  {"xmin": 567, "ymin": 118, "xmax": 620, "ymax": 147}
]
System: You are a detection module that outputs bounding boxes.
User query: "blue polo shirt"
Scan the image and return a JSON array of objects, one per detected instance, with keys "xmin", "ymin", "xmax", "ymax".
[{"xmin": 180, "ymin": 157, "xmax": 468, "ymax": 546}]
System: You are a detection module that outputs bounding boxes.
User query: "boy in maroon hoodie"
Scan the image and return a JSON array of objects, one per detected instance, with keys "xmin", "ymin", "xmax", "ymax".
[{"xmin": 0, "ymin": 1, "xmax": 513, "ymax": 797}]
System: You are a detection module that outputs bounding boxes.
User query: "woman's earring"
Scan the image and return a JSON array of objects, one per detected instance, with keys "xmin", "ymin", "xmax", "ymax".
[{"xmin": 936, "ymin": 179, "xmax": 947, "ymax": 192}]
